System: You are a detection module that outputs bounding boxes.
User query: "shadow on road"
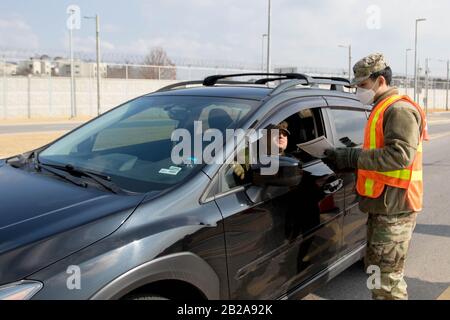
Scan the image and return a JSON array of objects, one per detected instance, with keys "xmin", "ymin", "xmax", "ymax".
[
  {"xmin": 407, "ymin": 278, "xmax": 450, "ymax": 300},
  {"xmin": 310, "ymin": 261, "xmax": 450, "ymax": 300},
  {"xmin": 414, "ymin": 224, "xmax": 450, "ymax": 239}
]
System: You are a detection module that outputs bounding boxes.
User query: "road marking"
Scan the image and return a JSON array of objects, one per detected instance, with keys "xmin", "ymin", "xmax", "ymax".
[
  {"xmin": 428, "ymin": 119, "xmax": 450, "ymax": 125},
  {"xmin": 0, "ymin": 130, "xmax": 68, "ymax": 137},
  {"xmin": 429, "ymin": 131, "xmax": 450, "ymax": 141},
  {"xmin": 0, "ymin": 121, "xmax": 84, "ymax": 127},
  {"xmin": 437, "ymin": 286, "xmax": 450, "ymax": 300}
]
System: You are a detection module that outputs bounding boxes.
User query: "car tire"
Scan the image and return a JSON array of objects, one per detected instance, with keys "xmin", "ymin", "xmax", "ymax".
[{"xmin": 123, "ymin": 294, "xmax": 169, "ymax": 301}]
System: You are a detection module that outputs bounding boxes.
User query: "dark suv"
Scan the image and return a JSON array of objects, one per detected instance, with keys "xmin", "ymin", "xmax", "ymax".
[{"xmin": 0, "ymin": 73, "xmax": 369, "ymax": 300}]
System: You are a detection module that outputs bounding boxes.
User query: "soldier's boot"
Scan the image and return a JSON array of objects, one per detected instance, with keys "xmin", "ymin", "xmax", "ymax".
[{"xmin": 371, "ymin": 270, "xmax": 408, "ymax": 300}]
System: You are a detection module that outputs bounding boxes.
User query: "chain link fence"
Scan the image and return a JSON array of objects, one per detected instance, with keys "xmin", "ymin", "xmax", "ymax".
[
  {"xmin": 0, "ymin": 59, "xmax": 263, "ymax": 119},
  {"xmin": 1, "ymin": 57, "xmax": 449, "ymax": 119},
  {"xmin": 393, "ymin": 78, "xmax": 450, "ymax": 111}
]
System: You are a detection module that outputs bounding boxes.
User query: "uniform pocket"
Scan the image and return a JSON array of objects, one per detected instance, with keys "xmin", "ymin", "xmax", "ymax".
[{"xmin": 369, "ymin": 213, "xmax": 416, "ymax": 244}]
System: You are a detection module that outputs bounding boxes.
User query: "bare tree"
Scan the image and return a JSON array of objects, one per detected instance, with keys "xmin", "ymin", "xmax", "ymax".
[{"xmin": 140, "ymin": 47, "xmax": 177, "ymax": 80}]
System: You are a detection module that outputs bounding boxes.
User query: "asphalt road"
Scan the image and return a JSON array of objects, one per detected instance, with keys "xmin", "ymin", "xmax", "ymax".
[
  {"xmin": 1, "ymin": 114, "xmax": 449, "ymax": 300},
  {"xmin": 0, "ymin": 111, "xmax": 449, "ymax": 135},
  {"xmin": 0, "ymin": 123, "xmax": 84, "ymax": 135},
  {"xmin": 306, "ymin": 120, "xmax": 450, "ymax": 300}
]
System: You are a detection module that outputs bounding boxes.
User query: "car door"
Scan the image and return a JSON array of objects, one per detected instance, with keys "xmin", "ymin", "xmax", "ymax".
[
  {"xmin": 207, "ymin": 97, "xmax": 345, "ymax": 300},
  {"xmin": 324, "ymin": 97, "xmax": 369, "ymax": 256}
]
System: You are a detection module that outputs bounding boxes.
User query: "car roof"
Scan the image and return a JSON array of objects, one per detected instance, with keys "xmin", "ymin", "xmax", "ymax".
[
  {"xmin": 148, "ymin": 86, "xmax": 273, "ymax": 101},
  {"xmin": 147, "ymin": 84, "xmax": 367, "ymax": 109}
]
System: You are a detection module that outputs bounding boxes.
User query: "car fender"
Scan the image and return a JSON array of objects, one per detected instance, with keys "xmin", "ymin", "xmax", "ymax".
[{"xmin": 90, "ymin": 252, "xmax": 220, "ymax": 300}]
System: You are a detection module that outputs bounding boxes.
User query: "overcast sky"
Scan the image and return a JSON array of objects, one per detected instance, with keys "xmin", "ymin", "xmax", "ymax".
[{"xmin": 0, "ymin": 0, "xmax": 449, "ymax": 76}]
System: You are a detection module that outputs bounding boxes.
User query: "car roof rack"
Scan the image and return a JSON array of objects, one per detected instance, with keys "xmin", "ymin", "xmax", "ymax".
[
  {"xmin": 268, "ymin": 75, "xmax": 351, "ymax": 96},
  {"xmin": 156, "ymin": 73, "xmax": 352, "ymax": 95},
  {"xmin": 203, "ymin": 73, "xmax": 312, "ymax": 87},
  {"xmin": 156, "ymin": 80, "xmax": 257, "ymax": 93}
]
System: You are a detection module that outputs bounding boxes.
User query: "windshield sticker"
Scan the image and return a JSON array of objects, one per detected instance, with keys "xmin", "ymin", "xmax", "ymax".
[{"xmin": 159, "ymin": 166, "xmax": 182, "ymax": 176}]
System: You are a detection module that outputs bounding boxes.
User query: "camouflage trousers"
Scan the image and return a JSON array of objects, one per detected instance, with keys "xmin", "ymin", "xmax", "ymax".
[{"xmin": 365, "ymin": 212, "xmax": 417, "ymax": 300}]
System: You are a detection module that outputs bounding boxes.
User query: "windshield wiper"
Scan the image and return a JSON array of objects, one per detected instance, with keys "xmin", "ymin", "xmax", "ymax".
[
  {"xmin": 35, "ymin": 163, "xmax": 89, "ymax": 189},
  {"xmin": 40, "ymin": 163, "xmax": 123, "ymax": 194}
]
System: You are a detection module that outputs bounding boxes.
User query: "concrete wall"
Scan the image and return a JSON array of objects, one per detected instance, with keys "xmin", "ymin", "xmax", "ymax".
[
  {"xmin": 1, "ymin": 76, "xmax": 449, "ymax": 119},
  {"xmin": 398, "ymin": 87, "xmax": 449, "ymax": 111},
  {"xmin": 0, "ymin": 76, "xmax": 178, "ymax": 119}
]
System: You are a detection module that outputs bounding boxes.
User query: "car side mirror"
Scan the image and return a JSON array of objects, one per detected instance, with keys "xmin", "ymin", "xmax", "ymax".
[{"xmin": 251, "ymin": 156, "xmax": 303, "ymax": 187}]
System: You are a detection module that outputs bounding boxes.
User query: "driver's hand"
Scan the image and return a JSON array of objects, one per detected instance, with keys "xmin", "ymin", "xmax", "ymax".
[{"xmin": 233, "ymin": 163, "xmax": 246, "ymax": 180}]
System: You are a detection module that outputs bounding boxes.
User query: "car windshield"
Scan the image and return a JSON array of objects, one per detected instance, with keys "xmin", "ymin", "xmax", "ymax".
[{"xmin": 38, "ymin": 95, "xmax": 258, "ymax": 193}]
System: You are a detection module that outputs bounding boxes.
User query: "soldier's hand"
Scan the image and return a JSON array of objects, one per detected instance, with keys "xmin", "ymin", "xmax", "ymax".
[
  {"xmin": 324, "ymin": 148, "xmax": 361, "ymax": 170},
  {"xmin": 323, "ymin": 149, "xmax": 338, "ymax": 170},
  {"xmin": 233, "ymin": 163, "xmax": 246, "ymax": 180}
]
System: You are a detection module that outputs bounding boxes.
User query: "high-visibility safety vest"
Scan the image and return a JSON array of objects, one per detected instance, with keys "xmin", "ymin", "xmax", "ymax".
[{"xmin": 356, "ymin": 94, "xmax": 429, "ymax": 212}]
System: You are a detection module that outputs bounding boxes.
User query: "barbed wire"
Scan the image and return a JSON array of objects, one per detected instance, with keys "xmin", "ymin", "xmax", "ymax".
[
  {"xmin": 2, "ymin": 46, "xmax": 450, "ymax": 82},
  {"xmin": 0, "ymin": 46, "xmax": 349, "ymax": 75}
]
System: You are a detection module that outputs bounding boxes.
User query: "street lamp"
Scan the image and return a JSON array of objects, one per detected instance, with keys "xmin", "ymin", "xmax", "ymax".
[
  {"xmin": 261, "ymin": 34, "xmax": 268, "ymax": 72},
  {"xmin": 339, "ymin": 44, "xmax": 352, "ymax": 81},
  {"xmin": 84, "ymin": 14, "xmax": 101, "ymax": 116},
  {"xmin": 405, "ymin": 48, "xmax": 412, "ymax": 95},
  {"xmin": 414, "ymin": 18, "xmax": 426, "ymax": 102},
  {"xmin": 266, "ymin": 0, "xmax": 272, "ymax": 74}
]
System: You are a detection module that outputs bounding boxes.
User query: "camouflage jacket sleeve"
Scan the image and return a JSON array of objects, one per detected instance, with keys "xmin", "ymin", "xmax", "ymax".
[{"xmin": 357, "ymin": 101, "xmax": 422, "ymax": 172}]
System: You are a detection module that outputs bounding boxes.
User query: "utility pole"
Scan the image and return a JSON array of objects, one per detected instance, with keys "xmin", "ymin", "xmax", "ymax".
[
  {"xmin": 414, "ymin": 18, "xmax": 426, "ymax": 102},
  {"xmin": 425, "ymin": 58, "xmax": 429, "ymax": 114},
  {"xmin": 405, "ymin": 48, "xmax": 412, "ymax": 96},
  {"xmin": 266, "ymin": 0, "xmax": 272, "ymax": 74},
  {"xmin": 348, "ymin": 45, "xmax": 352, "ymax": 82},
  {"xmin": 85, "ymin": 14, "xmax": 101, "ymax": 116},
  {"xmin": 69, "ymin": 21, "xmax": 75, "ymax": 118},
  {"xmin": 339, "ymin": 45, "xmax": 352, "ymax": 81},
  {"xmin": 95, "ymin": 15, "xmax": 101, "ymax": 116},
  {"xmin": 261, "ymin": 34, "xmax": 268, "ymax": 72},
  {"xmin": 446, "ymin": 60, "xmax": 449, "ymax": 111},
  {"xmin": 2, "ymin": 56, "xmax": 6, "ymax": 119},
  {"xmin": 66, "ymin": 5, "xmax": 81, "ymax": 119}
]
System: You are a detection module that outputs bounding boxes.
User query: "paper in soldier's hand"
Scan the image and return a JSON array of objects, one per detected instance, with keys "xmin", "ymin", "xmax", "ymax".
[{"xmin": 297, "ymin": 136, "xmax": 334, "ymax": 159}]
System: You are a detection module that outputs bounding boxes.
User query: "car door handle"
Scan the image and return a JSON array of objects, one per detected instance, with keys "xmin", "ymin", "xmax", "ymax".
[{"xmin": 323, "ymin": 179, "xmax": 344, "ymax": 195}]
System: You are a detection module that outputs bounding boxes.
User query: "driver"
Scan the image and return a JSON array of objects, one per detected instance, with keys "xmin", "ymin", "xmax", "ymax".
[{"xmin": 233, "ymin": 121, "xmax": 291, "ymax": 181}]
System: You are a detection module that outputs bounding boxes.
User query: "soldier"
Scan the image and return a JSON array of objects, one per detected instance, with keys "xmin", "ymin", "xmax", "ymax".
[{"xmin": 324, "ymin": 53, "xmax": 428, "ymax": 300}]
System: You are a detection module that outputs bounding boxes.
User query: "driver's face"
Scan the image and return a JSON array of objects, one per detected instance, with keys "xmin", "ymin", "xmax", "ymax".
[{"xmin": 272, "ymin": 131, "xmax": 288, "ymax": 152}]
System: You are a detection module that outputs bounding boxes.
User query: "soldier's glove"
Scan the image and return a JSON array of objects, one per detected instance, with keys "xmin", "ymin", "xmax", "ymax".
[
  {"xmin": 233, "ymin": 163, "xmax": 246, "ymax": 180},
  {"xmin": 324, "ymin": 148, "xmax": 362, "ymax": 170}
]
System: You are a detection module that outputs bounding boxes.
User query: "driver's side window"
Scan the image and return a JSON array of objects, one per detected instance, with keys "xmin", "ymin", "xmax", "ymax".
[{"xmin": 215, "ymin": 107, "xmax": 326, "ymax": 195}]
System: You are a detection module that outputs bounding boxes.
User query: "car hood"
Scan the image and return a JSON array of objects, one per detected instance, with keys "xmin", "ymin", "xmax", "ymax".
[{"xmin": 0, "ymin": 164, "xmax": 149, "ymax": 285}]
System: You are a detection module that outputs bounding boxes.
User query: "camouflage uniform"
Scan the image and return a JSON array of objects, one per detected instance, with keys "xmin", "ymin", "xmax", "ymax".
[
  {"xmin": 335, "ymin": 54, "xmax": 423, "ymax": 300},
  {"xmin": 365, "ymin": 212, "xmax": 417, "ymax": 300}
]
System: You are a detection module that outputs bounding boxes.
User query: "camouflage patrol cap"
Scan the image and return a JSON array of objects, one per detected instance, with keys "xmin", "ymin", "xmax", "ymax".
[
  {"xmin": 267, "ymin": 121, "xmax": 291, "ymax": 136},
  {"xmin": 351, "ymin": 53, "xmax": 389, "ymax": 86},
  {"xmin": 276, "ymin": 121, "xmax": 290, "ymax": 136}
]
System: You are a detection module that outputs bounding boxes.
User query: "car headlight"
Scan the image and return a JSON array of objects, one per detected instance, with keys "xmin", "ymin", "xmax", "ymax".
[{"xmin": 0, "ymin": 281, "xmax": 43, "ymax": 300}]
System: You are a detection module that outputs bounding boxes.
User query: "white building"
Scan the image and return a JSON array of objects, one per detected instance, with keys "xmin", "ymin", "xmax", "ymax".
[
  {"xmin": 17, "ymin": 58, "xmax": 52, "ymax": 76},
  {"xmin": 54, "ymin": 59, "xmax": 107, "ymax": 78},
  {"xmin": 0, "ymin": 62, "xmax": 18, "ymax": 75}
]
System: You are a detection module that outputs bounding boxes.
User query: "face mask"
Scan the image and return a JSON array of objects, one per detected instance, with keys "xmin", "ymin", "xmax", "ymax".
[{"xmin": 356, "ymin": 80, "xmax": 378, "ymax": 105}]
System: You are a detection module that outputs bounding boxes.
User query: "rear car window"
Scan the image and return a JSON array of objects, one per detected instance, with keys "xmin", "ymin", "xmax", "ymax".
[{"xmin": 330, "ymin": 109, "xmax": 367, "ymax": 148}]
